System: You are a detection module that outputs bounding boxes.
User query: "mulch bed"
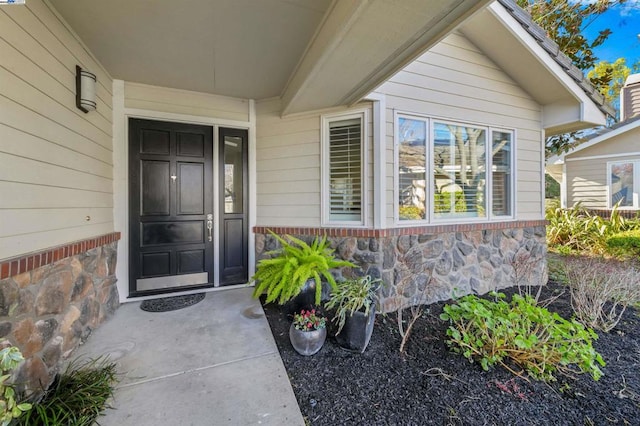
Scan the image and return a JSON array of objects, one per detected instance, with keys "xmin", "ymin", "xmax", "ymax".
[{"xmin": 263, "ymin": 282, "xmax": 640, "ymax": 425}]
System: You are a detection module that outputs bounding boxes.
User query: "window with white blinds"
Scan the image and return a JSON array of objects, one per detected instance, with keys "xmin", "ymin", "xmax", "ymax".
[{"xmin": 323, "ymin": 114, "xmax": 365, "ymax": 224}]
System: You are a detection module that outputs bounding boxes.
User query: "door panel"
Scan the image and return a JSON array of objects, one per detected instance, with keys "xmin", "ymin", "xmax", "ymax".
[
  {"xmin": 177, "ymin": 163, "xmax": 204, "ymax": 214},
  {"xmin": 219, "ymin": 128, "xmax": 248, "ymax": 285},
  {"xmin": 129, "ymin": 118, "xmax": 214, "ymax": 296},
  {"xmin": 141, "ymin": 161, "xmax": 171, "ymax": 215}
]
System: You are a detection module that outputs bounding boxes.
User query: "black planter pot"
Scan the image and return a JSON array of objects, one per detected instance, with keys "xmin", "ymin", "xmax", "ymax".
[
  {"xmin": 334, "ymin": 304, "xmax": 376, "ymax": 353},
  {"xmin": 283, "ymin": 279, "xmax": 332, "ymax": 318}
]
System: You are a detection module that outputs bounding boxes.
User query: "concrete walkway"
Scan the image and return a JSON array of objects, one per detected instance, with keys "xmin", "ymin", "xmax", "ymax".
[{"xmin": 76, "ymin": 287, "xmax": 304, "ymax": 426}]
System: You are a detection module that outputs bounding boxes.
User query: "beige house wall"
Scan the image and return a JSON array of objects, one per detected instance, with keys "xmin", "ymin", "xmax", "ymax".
[
  {"xmin": 255, "ymin": 98, "xmax": 374, "ymax": 227},
  {"xmin": 123, "ymin": 82, "xmax": 250, "ymax": 122},
  {"xmin": 375, "ymin": 31, "xmax": 544, "ymax": 225},
  {"xmin": 0, "ymin": 1, "xmax": 114, "ymax": 260}
]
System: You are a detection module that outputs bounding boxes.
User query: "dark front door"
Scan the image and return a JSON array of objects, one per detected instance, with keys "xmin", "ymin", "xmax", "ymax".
[
  {"xmin": 129, "ymin": 118, "xmax": 214, "ymax": 296},
  {"xmin": 219, "ymin": 127, "xmax": 248, "ymax": 285}
]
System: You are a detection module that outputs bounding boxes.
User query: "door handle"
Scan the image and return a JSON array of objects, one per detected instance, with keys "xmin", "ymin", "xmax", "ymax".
[{"xmin": 206, "ymin": 214, "xmax": 213, "ymax": 242}]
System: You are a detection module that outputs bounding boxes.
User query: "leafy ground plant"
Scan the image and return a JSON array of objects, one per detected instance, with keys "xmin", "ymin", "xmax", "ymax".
[
  {"xmin": 440, "ymin": 293, "xmax": 605, "ymax": 381},
  {"xmin": 564, "ymin": 257, "xmax": 640, "ymax": 332},
  {"xmin": 18, "ymin": 357, "xmax": 118, "ymax": 426},
  {"xmin": 0, "ymin": 347, "xmax": 32, "ymax": 426}
]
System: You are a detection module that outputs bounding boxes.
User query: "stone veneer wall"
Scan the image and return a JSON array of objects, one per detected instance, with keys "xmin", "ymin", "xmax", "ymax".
[
  {"xmin": 0, "ymin": 233, "xmax": 120, "ymax": 396},
  {"xmin": 254, "ymin": 221, "xmax": 547, "ymax": 313}
]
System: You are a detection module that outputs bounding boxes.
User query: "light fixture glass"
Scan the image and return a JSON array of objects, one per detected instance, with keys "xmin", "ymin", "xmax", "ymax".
[{"xmin": 76, "ymin": 65, "xmax": 96, "ymax": 113}]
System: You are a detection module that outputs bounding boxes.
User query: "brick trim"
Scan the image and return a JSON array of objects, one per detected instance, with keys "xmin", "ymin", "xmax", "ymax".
[
  {"xmin": 587, "ymin": 209, "xmax": 640, "ymax": 219},
  {"xmin": 253, "ymin": 220, "xmax": 547, "ymax": 238},
  {"xmin": 0, "ymin": 232, "xmax": 121, "ymax": 279}
]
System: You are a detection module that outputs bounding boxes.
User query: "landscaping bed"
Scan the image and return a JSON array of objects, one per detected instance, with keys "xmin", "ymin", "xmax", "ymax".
[{"xmin": 263, "ymin": 282, "xmax": 640, "ymax": 425}]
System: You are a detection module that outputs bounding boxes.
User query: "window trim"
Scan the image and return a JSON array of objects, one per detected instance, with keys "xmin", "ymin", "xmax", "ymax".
[
  {"xmin": 394, "ymin": 111, "xmax": 516, "ymax": 226},
  {"xmin": 607, "ymin": 160, "xmax": 640, "ymax": 209},
  {"xmin": 321, "ymin": 109, "xmax": 369, "ymax": 227}
]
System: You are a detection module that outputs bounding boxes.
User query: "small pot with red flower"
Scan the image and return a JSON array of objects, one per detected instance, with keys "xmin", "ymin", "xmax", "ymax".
[{"xmin": 289, "ymin": 309, "xmax": 327, "ymax": 356}]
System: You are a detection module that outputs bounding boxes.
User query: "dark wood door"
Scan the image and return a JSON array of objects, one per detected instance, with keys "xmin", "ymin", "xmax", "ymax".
[
  {"xmin": 219, "ymin": 127, "xmax": 248, "ymax": 285},
  {"xmin": 129, "ymin": 118, "xmax": 214, "ymax": 296}
]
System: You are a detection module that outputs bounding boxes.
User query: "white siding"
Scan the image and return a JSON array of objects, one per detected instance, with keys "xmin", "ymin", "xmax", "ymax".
[
  {"xmin": 376, "ymin": 31, "xmax": 544, "ymax": 224},
  {"xmin": 255, "ymin": 99, "xmax": 373, "ymax": 227},
  {"xmin": 566, "ymin": 159, "xmax": 610, "ymax": 209},
  {"xmin": 0, "ymin": 0, "xmax": 114, "ymax": 259},
  {"xmin": 124, "ymin": 82, "xmax": 250, "ymax": 122}
]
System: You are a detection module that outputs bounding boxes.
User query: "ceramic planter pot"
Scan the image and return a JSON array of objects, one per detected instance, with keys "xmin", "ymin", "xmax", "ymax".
[
  {"xmin": 335, "ymin": 304, "xmax": 376, "ymax": 353},
  {"xmin": 289, "ymin": 324, "xmax": 327, "ymax": 356},
  {"xmin": 283, "ymin": 279, "xmax": 332, "ymax": 317}
]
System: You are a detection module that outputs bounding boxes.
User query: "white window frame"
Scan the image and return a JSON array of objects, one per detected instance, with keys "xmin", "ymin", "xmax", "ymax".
[
  {"xmin": 394, "ymin": 111, "xmax": 516, "ymax": 225},
  {"xmin": 321, "ymin": 109, "xmax": 369, "ymax": 227},
  {"xmin": 607, "ymin": 160, "xmax": 640, "ymax": 209}
]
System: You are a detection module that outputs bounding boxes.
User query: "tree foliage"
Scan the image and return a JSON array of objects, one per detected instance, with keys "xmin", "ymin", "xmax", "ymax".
[
  {"xmin": 516, "ymin": 0, "xmax": 616, "ymax": 72},
  {"xmin": 515, "ymin": 0, "xmax": 627, "ymax": 157},
  {"xmin": 588, "ymin": 58, "xmax": 640, "ymax": 117}
]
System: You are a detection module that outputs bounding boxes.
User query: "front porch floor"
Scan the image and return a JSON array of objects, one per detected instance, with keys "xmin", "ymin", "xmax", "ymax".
[{"xmin": 76, "ymin": 287, "xmax": 304, "ymax": 425}]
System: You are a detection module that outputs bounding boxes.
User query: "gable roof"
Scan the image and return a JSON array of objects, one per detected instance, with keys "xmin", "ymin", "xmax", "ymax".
[
  {"xmin": 497, "ymin": 0, "xmax": 614, "ymax": 119},
  {"xmin": 547, "ymin": 115, "xmax": 640, "ymax": 165},
  {"xmin": 459, "ymin": 0, "xmax": 613, "ymax": 135}
]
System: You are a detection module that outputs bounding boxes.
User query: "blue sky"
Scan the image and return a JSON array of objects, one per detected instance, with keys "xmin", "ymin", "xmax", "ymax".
[{"xmin": 582, "ymin": 1, "xmax": 640, "ymax": 65}]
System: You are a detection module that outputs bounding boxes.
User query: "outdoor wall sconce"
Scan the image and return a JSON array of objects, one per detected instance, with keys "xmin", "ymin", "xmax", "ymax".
[{"xmin": 76, "ymin": 65, "xmax": 97, "ymax": 113}]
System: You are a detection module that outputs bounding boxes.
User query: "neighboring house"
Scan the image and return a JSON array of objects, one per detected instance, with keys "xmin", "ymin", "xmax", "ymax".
[
  {"xmin": 0, "ymin": 0, "xmax": 611, "ymax": 394},
  {"xmin": 547, "ymin": 74, "xmax": 640, "ymax": 217}
]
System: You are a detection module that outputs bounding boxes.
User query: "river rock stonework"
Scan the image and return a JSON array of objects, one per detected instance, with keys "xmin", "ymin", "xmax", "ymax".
[
  {"xmin": 0, "ymin": 242, "xmax": 119, "ymax": 397},
  {"xmin": 255, "ymin": 225, "xmax": 547, "ymax": 314}
]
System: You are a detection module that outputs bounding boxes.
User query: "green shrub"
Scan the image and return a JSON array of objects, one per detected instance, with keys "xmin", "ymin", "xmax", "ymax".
[
  {"xmin": 0, "ymin": 347, "xmax": 32, "ymax": 426},
  {"xmin": 606, "ymin": 229, "xmax": 640, "ymax": 258},
  {"xmin": 18, "ymin": 357, "xmax": 117, "ymax": 426},
  {"xmin": 440, "ymin": 293, "xmax": 605, "ymax": 382},
  {"xmin": 398, "ymin": 205, "xmax": 424, "ymax": 220},
  {"xmin": 434, "ymin": 191, "xmax": 466, "ymax": 213},
  {"xmin": 546, "ymin": 203, "xmax": 638, "ymax": 255},
  {"xmin": 545, "ymin": 173, "xmax": 560, "ymax": 199}
]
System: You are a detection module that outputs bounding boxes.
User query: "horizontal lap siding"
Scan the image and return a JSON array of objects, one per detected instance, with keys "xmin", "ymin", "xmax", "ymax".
[
  {"xmin": 124, "ymin": 82, "xmax": 250, "ymax": 122},
  {"xmin": 377, "ymin": 32, "xmax": 543, "ymax": 224},
  {"xmin": 255, "ymin": 99, "xmax": 373, "ymax": 227},
  {"xmin": 0, "ymin": 1, "xmax": 114, "ymax": 259},
  {"xmin": 567, "ymin": 155, "xmax": 640, "ymax": 208}
]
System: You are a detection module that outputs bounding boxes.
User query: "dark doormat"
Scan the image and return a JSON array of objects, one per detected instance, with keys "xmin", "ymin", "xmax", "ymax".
[{"xmin": 140, "ymin": 293, "xmax": 206, "ymax": 312}]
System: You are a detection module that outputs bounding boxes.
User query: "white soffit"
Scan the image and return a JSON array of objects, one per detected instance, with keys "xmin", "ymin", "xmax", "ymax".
[
  {"xmin": 50, "ymin": 0, "xmax": 491, "ymax": 114},
  {"xmin": 460, "ymin": 3, "xmax": 607, "ymax": 135},
  {"xmin": 49, "ymin": 0, "xmax": 332, "ymax": 100}
]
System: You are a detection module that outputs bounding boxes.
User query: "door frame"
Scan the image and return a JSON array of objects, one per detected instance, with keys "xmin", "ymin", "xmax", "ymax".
[{"xmin": 112, "ymin": 80, "xmax": 257, "ymax": 302}]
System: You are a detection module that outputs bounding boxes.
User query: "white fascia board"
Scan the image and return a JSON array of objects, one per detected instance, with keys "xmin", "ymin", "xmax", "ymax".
[
  {"xmin": 546, "ymin": 153, "xmax": 564, "ymax": 166},
  {"xmin": 488, "ymin": 3, "xmax": 607, "ymax": 132}
]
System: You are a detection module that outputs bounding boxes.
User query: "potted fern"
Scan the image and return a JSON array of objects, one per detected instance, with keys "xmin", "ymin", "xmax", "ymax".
[
  {"xmin": 251, "ymin": 232, "xmax": 354, "ymax": 312},
  {"xmin": 325, "ymin": 275, "xmax": 380, "ymax": 353}
]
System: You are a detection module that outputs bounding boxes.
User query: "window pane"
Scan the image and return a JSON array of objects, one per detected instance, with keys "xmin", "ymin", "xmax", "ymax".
[
  {"xmin": 492, "ymin": 131, "xmax": 512, "ymax": 216},
  {"xmin": 610, "ymin": 162, "xmax": 634, "ymax": 207},
  {"xmin": 433, "ymin": 123, "xmax": 486, "ymax": 219},
  {"xmin": 224, "ymin": 136, "xmax": 243, "ymax": 213},
  {"xmin": 398, "ymin": 117, "xmax": 427, "ymax": 220},
  {"xmin": 329, "ymin": 118, "xmax": 362, "ymax": 222}
]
